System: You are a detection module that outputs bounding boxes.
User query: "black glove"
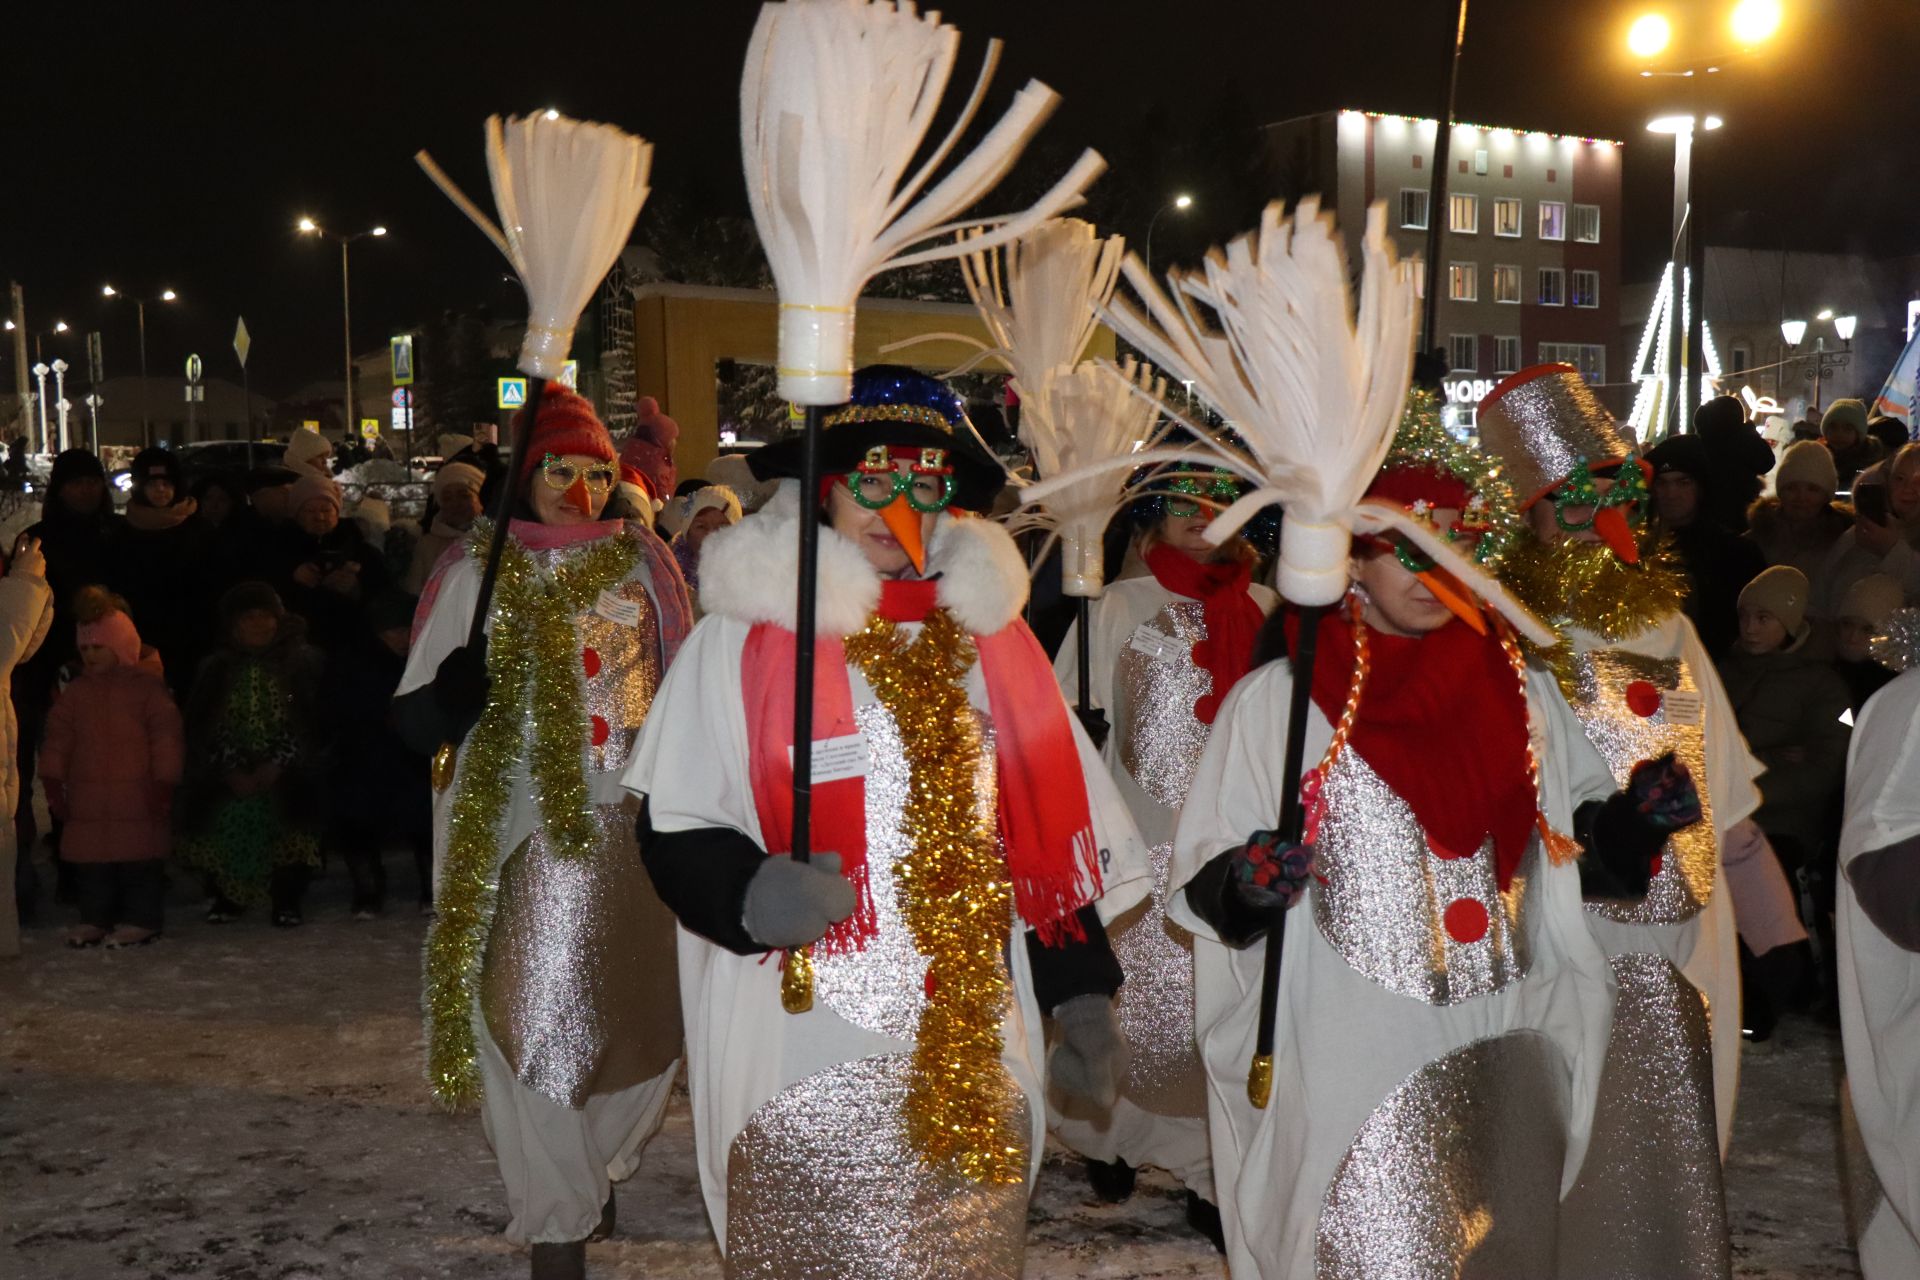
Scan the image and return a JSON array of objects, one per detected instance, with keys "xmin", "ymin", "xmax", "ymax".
[
  {"xmin": 432, "ymin": 641, "xmax": 492, "ymax": 741},
  {"xmin": 1183, "ymin": 829, "xmax": 1315, "ymax": 949},
  {"xmin": 1074, "ymin": 706, "xmax": 1111, "ymax": 753},
  {"xmin": 1575, "ymin": 752, "xmax": 1701, "ymax": 900}
]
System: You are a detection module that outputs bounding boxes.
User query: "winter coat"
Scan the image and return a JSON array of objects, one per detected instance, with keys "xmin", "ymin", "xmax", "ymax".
[
  {"xmin": 110, "ymin": 500, "xmax": 212, "ymax": 699},
  {"xmin": 1829, "ymin": 437, "xmax": 1886, "ymax": 492},
  {"xmin": 1697, "ymin": 418, "xmax": 1776, "ymax": 533},
  {"xmin": 0, "ymin": 570, "xmax": 53, "ymax": 820},
  {"xmin": 178, "ymin": 615, "xmax": 327, "ymax": 834},
  {"xmin": 1668, "ymin": 519, "xmax": 1769, "ymax": 661},
  {"xmin": 1718, "ymin": 633, "xmax": 1854, "ymax": 853},
  {"xmin": 39, "ymin": 655, "xmax": 184, "ymax": 862},
  {"xmin": 401, "ymin": 519, "xmax": 466, "ymax": 596},
  {"xmin": 18, "ymin": 505, "xmax": 121, "ymax": 710},
  {"xmin": 1744, "ymin": 495, "xmax": 1854, "ymax": 592},
  {"xmin": 270, "ymin": 522, "xmax": 392, "ymax": 650}
]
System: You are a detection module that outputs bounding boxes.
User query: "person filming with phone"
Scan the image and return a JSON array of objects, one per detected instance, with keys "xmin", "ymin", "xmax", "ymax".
[
  {"xmin": 1814, "ymin": 443, "xmax": 1920, "ymax": 634},
  {"xmin": 271, "ymin": 474, "xmax": 391, "ymax": 652}
]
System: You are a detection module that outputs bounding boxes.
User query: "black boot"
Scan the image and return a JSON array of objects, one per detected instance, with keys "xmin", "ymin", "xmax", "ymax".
[
  {"xmin": 1186, "ymin": 1190, "xmax": 1226, "ymax": 1253},
  {"xmin": 1084, "ymin": 1156, "xmax": 1136, "ymax": 1204},
  {"xmin": 586, "ymin": 1190, "xmax": 615, "ymax": 1242},
  {"xmin": 530, "ymin": 1241, "xmax": 586, "ymax": 1280}
]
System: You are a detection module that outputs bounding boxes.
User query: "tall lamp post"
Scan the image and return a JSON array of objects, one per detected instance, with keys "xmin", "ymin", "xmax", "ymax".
[
  {"xmin": 103, "ymin": 285, "xmax": 179, "ymax": 447},
  {"xmin": 22, "ymin": 323, "xmax": 71, "ymax": 453},
  {"xmin": 1781, "ymin": 311, "xmax": 1854, "ymax": 413},
  {"xmin": 1143, "ymin": 194, "xmax": 1194, "ymax": 276},
  {"xmin": 297, "ymin": 217, "xmax": 387, "ymax": 442}
]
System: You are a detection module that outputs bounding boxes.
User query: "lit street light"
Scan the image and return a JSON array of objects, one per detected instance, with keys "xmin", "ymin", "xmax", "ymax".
[
  {"xmin": 298, "ymin": 216, "xmax": 390, "ymax": 445},
  {"xmin": 103, "ymin": 284, "xmax": 181, "ymax": 447},
  {"xmin": 1781, "ymin": 312, "xmax": 1854, "ymax": 411},
  {"xmin": 1628, "ymin": 13, "xmax": 1672, "ymax": 58},
  {"xmin": 1144, "ymin": 193, "xmax": 1194, "ymax": 276},
  {"xmin": 1731, "ymin": 0, "xmax": 1783, "ymax": 45}
]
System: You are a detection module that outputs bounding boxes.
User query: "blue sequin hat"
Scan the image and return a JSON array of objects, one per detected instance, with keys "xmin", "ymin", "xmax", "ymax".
[{"xmin": 750, "ymin": 364, "xmax": 1007, "ymax": 511}]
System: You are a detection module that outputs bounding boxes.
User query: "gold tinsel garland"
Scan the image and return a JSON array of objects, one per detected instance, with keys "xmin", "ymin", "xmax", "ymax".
[
  {"xmin": 1500, "ymin": 531, "xmax": 1689, "ymax": 658},
  {"xmin": 842, "ymin": 607, "xmax": 1024, "ymax": 1185},
  {"xmin": 423, "ymin": 526, "xmax": 637, "ymax": 1109}
]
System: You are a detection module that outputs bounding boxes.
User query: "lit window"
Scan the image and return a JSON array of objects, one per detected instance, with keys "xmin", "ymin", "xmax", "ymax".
[
  {"xmin": 1731, "ymin": 344, "xmax": 1751, "ymax": 376},
  {"xmin": 1449, "ymin": 334, "xmax": 1478, "ymax": 372},
  {"xmin": 1571, "ymin": 270, "xmax": 1600, "ymax": 308},
  {"xmin": 1494, "ymin": 336, "xmax": 1521, "ymax": 374},
  {"xmin": 1493, "ymin": 264, "xmax": 1521, "ymax": 304},
  {"xmin": 1540, "ymin": 342, "xmax": 1606, "ymax": 382},
  {"xmin": 1539, "ymin": 201, "xmax": 1566, "ymax": 241},
  {"xmin": 1572, "ymin": 204, "xmax": 1601, "ymax": 243},
  {"xmin": 1450, "ymin": 194, "xmax": 1479, "ymax": 234},
  {"xmin": 1449, "ymin": 262, "xmax": 1478, "ymax": 302},
  {"xmin": 1400, "ymin": 189, "xmax": 1430, "ymax": 230},
  {"xmin": 1538, "ymin": 267, "xmax": 1566, "ymax": 306},
  {"xmin": 1493, "ymin": 198, "xmax": 1522, "ymax": 237}
]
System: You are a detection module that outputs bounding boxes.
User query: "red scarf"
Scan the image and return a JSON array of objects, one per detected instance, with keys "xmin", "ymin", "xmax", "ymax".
[
  {"xmin": 1286, "ymin": 607, "xmax": 1537, "ymax": 888},
  {"xmin": 1145, "ymin": 544, "xmax": 1266, "ymax": 724},
  {"xmin": 742, "ymin": 580, "xmax": 1101, "ymax": 950}
]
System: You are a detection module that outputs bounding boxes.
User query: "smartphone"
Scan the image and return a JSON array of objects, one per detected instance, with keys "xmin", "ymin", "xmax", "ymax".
[{"xmin": 1856, "ymin": 484, "xmax": 1890, "ymax": 525}]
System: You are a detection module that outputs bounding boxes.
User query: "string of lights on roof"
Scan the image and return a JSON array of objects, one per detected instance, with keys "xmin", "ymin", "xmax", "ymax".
[{"xmin": 1342, "ymin": 109, "xmax": 1623, "ymax": 149}]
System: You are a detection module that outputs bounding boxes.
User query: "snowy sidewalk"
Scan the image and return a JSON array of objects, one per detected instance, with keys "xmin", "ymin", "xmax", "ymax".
[{"xmin": 1, "ymin": 867, "xmax": 1860, "ymax": 1279}]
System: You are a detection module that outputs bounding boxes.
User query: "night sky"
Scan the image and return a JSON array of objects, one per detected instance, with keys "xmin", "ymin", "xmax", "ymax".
[{"xmin": 3, "ymin": 0, "xmax": 1910, "ymax": 397}]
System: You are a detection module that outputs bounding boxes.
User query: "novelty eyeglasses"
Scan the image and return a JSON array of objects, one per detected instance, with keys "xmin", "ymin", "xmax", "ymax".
[
  {"xmin": 1377, "ymin": 495, "xmax": 1500, "ymax": 574},
  {"xmin": 1552, "ymin": 459, "xmax": 1649, "ymax": 533},
  {"xmin": 1163, "ymin": 468, "xmax": 1242, "ymax": 519},
  {"xmin": 848, "ymin": 446, "xmax": 956, "ymax": 514},
  {"xmin": 539, "ymin": 454, "xmax": 618, "ymax": 494}
]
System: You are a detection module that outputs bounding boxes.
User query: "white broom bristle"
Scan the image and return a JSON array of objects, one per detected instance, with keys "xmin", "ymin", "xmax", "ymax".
[
  {"xmin": 742, "ymin": 0, "xmax": 1107, "ymax": 405},
  {"xmin": 961, "ymin": 217, "xmax": 1122, "ymax": 409}
]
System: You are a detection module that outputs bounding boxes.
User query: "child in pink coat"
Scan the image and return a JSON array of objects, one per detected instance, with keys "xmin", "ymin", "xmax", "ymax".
[{"xmin": 42, "ymin": 589, "xmax": 184, "ymax": 946}]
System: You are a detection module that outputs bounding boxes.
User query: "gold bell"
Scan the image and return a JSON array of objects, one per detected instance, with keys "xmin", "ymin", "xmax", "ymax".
[
  {"xmin": 431, "ymin": 742, "xmax": 458, "ymax": 792},
  {"xmin": 1247, "ymin": 1053, "xmax": 1274, "ymax": 1109},
  {"xmin": 781, "ymin": 946, "xmax": 815, "ymax": 1014}
]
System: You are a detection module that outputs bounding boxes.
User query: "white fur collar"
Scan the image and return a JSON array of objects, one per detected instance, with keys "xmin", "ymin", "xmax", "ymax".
[{"xmin": 699, "ymin": 480, "xmax": 1029, "ymax": 636}]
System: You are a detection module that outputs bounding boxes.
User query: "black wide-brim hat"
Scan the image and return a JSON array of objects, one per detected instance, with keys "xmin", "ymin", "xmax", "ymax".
[{"xmin": 750, "ymin": 364, "xmax": 1007, "ymax": 512}]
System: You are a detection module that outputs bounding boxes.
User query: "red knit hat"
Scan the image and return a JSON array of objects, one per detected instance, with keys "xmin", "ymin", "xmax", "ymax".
[
  {"xmin": 1366, "ymin": 464, "xmax": 1472, "ymax": 512},
  {"xmin": 515, "ymin": 385, "xmax": 615, "ymax": 480},
  {"xmin": 619, "ymin": 396, "xmax": 679, "ymax": 502}
]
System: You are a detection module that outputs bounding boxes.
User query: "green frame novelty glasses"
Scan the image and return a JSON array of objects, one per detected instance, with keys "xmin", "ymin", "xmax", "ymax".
[
  {"xmin": 1386, "ymin": 494, "xmax": 1501, "ymax": 574},
  {"xmin": 1164, "ymin": 468, "xmax": 1243, "ymax": 519},
  {"xmin": 1552, "ymin": 458, "xmax": 1650, "ymax": 533},
  {"xmin": 848, "ymin": 445, "xmax": 957, "ymax": 514}
]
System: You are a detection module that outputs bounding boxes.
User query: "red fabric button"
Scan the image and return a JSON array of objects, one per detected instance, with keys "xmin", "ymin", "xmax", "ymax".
[
  {"xmin": 1443, "ymin": 898, "xmax": 1490, "ymax": 944},
  {"xmin": 1649, "ymin": 854, "xmax": 1665, "ymax": 877},
  {"xmin": 1625, "ymin": 680, "xmax": 1662, "ymax": 718},
  {"xmin": 582, "ymin": 647, "xmax": 601, "ymax": 679},
  {"xmin": 590, "ymin": 715, "xmax": 610, "ymax": 746}
]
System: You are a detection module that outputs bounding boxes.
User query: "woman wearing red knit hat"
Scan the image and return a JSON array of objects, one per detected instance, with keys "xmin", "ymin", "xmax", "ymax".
[{"xmin": 394, "ymin": 385, "xmax": 694, "ymax": 1280}]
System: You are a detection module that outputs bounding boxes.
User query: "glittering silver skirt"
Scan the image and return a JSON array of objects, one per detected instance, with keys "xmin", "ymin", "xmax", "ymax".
[
  {"xmin": 1107, "ymin": 841, "xmax": 1205, "ymax": 1119},
  {"xmin": 1556, "ymin": 953, "xmax": 1731, "ymax": 1278},
  {"xmin": 1315, "ymin": 1030, "xmax": 1569, "ymax": 1280},
  {"xmin": 480, "ymin": 799, "xmax": 682, "ymax": 1110},
  {"xmin": 725, "ymin": 1053, "xmax": 1032, "ymax": 1280}
]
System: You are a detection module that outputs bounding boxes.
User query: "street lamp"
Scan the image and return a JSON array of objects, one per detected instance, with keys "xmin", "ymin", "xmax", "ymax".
[
  {"xmin": 1144, "ymin": 193, "xmax": 1194, "ymax": 276},
  {"xmin": 1781, "ymin": 312, "xmax": 1853, "ymax": 411},
  {"xmin": 1730, "ymin": 0, "xmax": 1783, "ymax": 45},
  {"xmin": 297, "ymin": 216, "xmax": 389, "ymax": 445},
  {"xmin": 1628, "ymin": 14, "xmax": 1672, "ymax": 58},
  {"xmin": 103, "ymin": 284, "xmax": 180, "ymax": 446}
]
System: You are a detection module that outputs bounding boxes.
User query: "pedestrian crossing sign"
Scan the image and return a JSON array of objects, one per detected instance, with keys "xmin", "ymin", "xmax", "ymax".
[{"xmin": 497, "ymin": 377, "xmax": 527, "ymax": 409}]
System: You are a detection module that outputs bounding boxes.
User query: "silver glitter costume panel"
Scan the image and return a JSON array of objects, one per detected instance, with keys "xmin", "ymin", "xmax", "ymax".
[
  {"xmin": 727, "ymin": 1054, "xmax": 1032, "ymax": 1280},
  {"xmin": 1310, "ymin": 750, "xmax": 1536, "ymax": 1005},
  {"xmin": 1316, "ymin": 1031, "xmax": 1570, "ymax": 1280},
  {"xmin": 1556, "ymin": 953, "xmax": 1730, "ymax": 1279},
  {"xmin": 1115, "ymin": 600, "xmax": 1214, "ymax": 809},
  {"xmin": 1559, "ymin": 649, "xmax": 1716, "ymax": 924}
]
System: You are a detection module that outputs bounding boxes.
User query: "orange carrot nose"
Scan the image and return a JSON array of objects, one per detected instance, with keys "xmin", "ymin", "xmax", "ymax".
[
  {"xmin": 878, "ymin": 496, "xmax": 928, "ymax": 575},
  {"xmin": 1594, "ymin": 506, "xmax": 1641, "ymax": 564},
  {"xmin": 1416, "ymin": 568, "xmax": 1489, "ymax": 635},
  {"xmin": 563, "ymin": 476, "xmax": 594, "ymax": 515}
]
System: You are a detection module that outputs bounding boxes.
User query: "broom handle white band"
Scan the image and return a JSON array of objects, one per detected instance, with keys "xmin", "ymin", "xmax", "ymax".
[
  {"xmin": 1279, "ymin": 518, "xmax": 1352, "ymax": 608},
  {"xmin": 777, "ymin": 303, "xmax": 856, "ymax": 407}
]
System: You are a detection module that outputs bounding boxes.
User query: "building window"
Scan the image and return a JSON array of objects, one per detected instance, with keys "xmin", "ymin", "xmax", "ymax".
[
  {"xmin": 1407, "ymin": 251, "xmax": 1426, "ymax": 299},
  {"xmin": 1731, "ymin": 344, "xmax": 1751, "ymax": 376},
  {"xmin": 1449, "ymin": 194, "xmax": 1479, "ymax": 234},
  {"xmin": 1493, "ymin": 264, "xmax": 1522, "ymax": 304},
  {"xmin": 1572, "ymin": 204, "xmax": 1601, "ymax": 243},
  {"xmin": 1538, "ymin": 201, "xmax": 1567, "ymax": 241},
  {"xmin": 1450, "ymin": 335, "xmax": 1479, "ymax": 373},
  {"xmin": 1493, "ymin": 197, "xmax": 1522, "ymax": 237},
  {"xmin": 1494, "ymin": 336, "xmax": 1521, "ymax": 375},
  {"xmin": 1538, "ymin": 267, "xmax": 1566, "ymax": 307},
  {"xmin": 1449, "ymin": 262, "xmax": 1478, "ymax": 302},
  {"xmin": 1540, "ymin": 342, "xmax": 1606, "ymax": 383},
  {"xmin": 1400, "ymin": 189, "xmax": 1430, "ymax": 231},
  {"xmin": 1571, "ymin": 270, "xmax": 1600, "ymax": 308}
]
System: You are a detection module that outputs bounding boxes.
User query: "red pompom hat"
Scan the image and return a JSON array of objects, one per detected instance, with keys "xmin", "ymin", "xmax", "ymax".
[
  {"xmin": 514, "ymin": 385, "xmax": 616, "ymax": 482},
  {"xmin": 619, "ymin": 396, "xmax": 680, "ymax": 504}
]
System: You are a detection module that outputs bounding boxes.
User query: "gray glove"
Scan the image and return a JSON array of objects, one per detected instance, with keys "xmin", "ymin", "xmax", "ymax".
[
  {"xmin": 741, "ymin": 852, "xmax": 856, "ymax": 949},
  {"xmin": 1048, "ymin": 993, "xmax": 1127, "ymax": 1110}
]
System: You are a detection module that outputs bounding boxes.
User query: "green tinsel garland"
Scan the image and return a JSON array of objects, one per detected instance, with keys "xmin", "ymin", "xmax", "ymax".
[
  {"xmin": 423, "ymin": 526, "xmax": 637, "ymax": 1109},
  {"xmin": 1384, "ymin": 390, "xmax": 1524, "ymax": 568}
]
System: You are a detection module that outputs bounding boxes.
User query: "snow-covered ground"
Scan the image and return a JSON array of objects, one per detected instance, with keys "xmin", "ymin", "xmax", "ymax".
[{"xmin": 1, "ymin": 859, "xmax": 1861, "ymax": 1279}]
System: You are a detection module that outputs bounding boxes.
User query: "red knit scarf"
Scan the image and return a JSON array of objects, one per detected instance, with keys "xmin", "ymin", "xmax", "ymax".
[
  {"xmin": 1145, "ymin": 544, "xmax": 1266, "ymax": 724},
  {"xmin": 1286, "ymin": 607, "xmax": 1537, "ymax": 887},
  {"xmin": 742, "ymin": 579, "xmax": 1102, "ymax": 951}
]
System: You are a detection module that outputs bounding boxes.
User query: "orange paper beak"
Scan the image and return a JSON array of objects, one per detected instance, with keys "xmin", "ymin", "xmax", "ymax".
[
  {"xmin": 1594, "ymin": 506, "xmax": 1640, "ymax": 565},
  {"xmin": 562, "ymin": 477, "xmax": 594, "ymax": 516},
  {"xmin": 878, "ymin": 497, "xmax": 928, "ymax": 575},
  {"xmin": 1416, "ymin": 568, "xmax": 1489, "ymax": 635}
]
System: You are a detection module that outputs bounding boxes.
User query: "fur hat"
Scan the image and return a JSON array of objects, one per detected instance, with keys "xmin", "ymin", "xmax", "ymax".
[
  {"xmin": 1822, "ymin": 399, "xmax": 1869, "ymax": 439},
  {"xmin": 515, "ymin": 386, "xmax": 614, "ymax": 481},
  {"xmin": 1740, "ymin": 565, "xmax": 1811, "ymax": 636},
  {"xmin": 619, "ymin": 397, "xmax": 680, "ymax": 505},
  {"xmin": 285, "ymin": 429, "xmax": 333, "ymax": 475},
  {"xmin": 291, "ymin": 474, "xmax": 342, "ymax": 516},
  {"xmin": 1775, "ymin": 440, "xmax": 1839, "ymax": 494},
  {"xmin": 1839, "ymin": 573, "xmax": 1905, "ymax": 631}
]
